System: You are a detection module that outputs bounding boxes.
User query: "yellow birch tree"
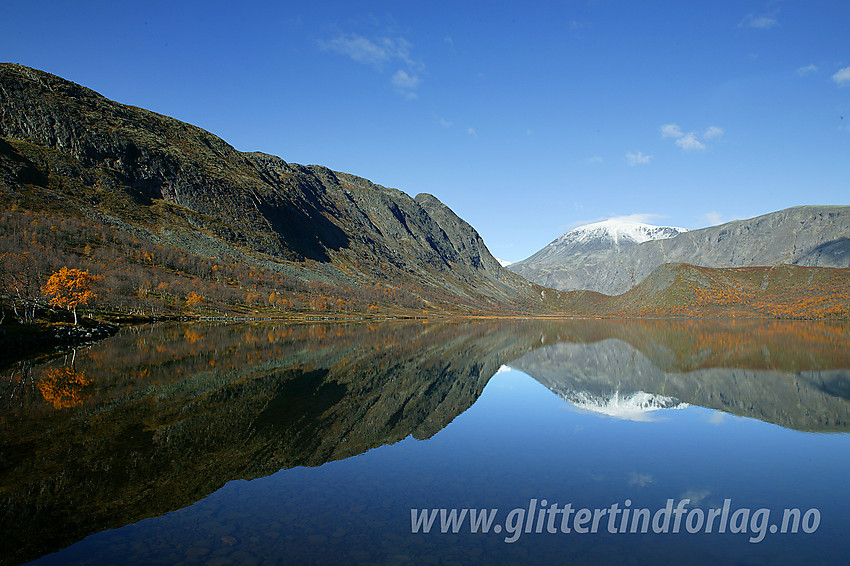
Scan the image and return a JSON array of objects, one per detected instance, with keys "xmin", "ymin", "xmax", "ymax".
[{"xmin": 42, "ymin": 267, "xmax": 97, "ymax": 325}]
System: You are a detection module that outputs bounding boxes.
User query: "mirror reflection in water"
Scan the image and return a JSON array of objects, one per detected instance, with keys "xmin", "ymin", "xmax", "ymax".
[{"xmin": 2, "ymin": 319, "xmax": 849, "ymax": 565}]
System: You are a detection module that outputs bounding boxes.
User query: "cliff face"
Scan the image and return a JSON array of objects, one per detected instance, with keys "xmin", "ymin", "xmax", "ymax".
[
  {"xmin": 510, "ymin": 206, "xmax": 850, "ymax": 294},
  {"xmin": 0, "ymin": 63, "xmax": 540, "ymax": 311}
]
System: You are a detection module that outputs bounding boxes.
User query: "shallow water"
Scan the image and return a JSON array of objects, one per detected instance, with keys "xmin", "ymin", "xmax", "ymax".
[{"xmin": 2, "ymin": 319, "xmax": 850, "ymax": 565}]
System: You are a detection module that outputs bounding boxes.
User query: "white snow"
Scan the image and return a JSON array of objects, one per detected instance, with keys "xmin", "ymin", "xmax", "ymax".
[
  {"xmin": 563, "ymin": 389, "xmax": 689, "ymax": 422},
  {"xmin": 496, "ymin": 257, "xmax": 512, "ymax": 267},
  {"xmin": 556, "ymin": 219, "xmax": 688, "ymax": 246}
]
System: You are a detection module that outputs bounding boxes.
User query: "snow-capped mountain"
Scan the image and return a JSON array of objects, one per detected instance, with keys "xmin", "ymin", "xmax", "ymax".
[
  {"xmin": 512, "ymin": 218, "xmax": 687, "ymax": 269},
  {"xmin": 556, "ymin": 219, "xmax": 688, "ymax": 249},
  {"xmin": 509, "ymin": 206, "xmax": 850, "ymax": 294},
  {"xmin": 560, "ymin": 389, "xmax": 689, "ymax": 422}
]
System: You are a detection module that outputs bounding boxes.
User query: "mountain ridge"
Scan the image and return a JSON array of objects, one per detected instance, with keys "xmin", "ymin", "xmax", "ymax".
[
  {"xmin": 1, "ymin": 63, "xmax": 848, "ymax": 322},
  {"xmin": 517, "ymin": 219, "xmax": 687, "ymax": 268},
  {"xmin": 0, "ymin": 63, "xmax": 560, "ymax": 316},
  {"xmin": 511, "ymin": 206, "xmax": 850, "ymax": 294}
]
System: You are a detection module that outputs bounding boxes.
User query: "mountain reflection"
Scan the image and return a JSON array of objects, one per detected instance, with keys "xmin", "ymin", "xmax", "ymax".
[
  {"xmin": 509, "ymin": 319, "xmax": 850, "ymax": 430},
  {"xmin": 1, "ymin": 318, "xmax": 849, "ymax": 564},
  {"xmin": 0, "ymin": 320, "xmax": 533, "ymax": 565}
]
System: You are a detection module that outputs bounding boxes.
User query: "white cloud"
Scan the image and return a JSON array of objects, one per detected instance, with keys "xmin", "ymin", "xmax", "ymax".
[
  {"xmin": 569, "ymin": 20, "xmax": 591, "ymax": 33},
  {"xmin": 707, "ymin": 411, "xmax": 728, "ymax": 425},
  {"xmin": 740, "ymin": 14, "xmax": 778, "ymax": 29},
  {"xmin": 704, "ymin": 126, "xmax": 724, "ymax": 139},
  {"xmin": 562, "ymin": 213, "xmax": 666, "ymax": 232},
  {"xmin": 797, "ymin": 64, "xmax": 818, "ymax": 76},
  {"xmin": 628, "ymin": 472, "xmax": 654, "ymax": 487},
  {"xmin": 750, "ymin": 16, "xmax": 778, "ymax": 28},
  {"xmin": 391, "ymin": 69, "xmax": 420, "ymax": 89},
  {"xmin": 660, "ymin": 123, "xmax": 721, "ymax": 151},
  {"xmin": 676, "ymin": 132, "xmax": 706, "ymax": 151},
  {"xmin": 320, "ymin": 34, "xmax": 390, "ymax": 66},
  {"xmin": 438, "ymin": 118, "xmax": 453, "ymax": 128},
  {"xmin": 660, "ymin": 123, "xmax": 684, "ymax": 138},
  {"xmin": 681, "ymin": 489, "xmax": 711, "ymax": 506},
  {"xmin": 467, "ymin": 127, "xmax": 477, "ymax": 136},
  {"xmin": 586, "ymin": 156, "xmax": 603, "ymax": 164},
  {"xmin": 443, "ymin": 35, "xmax": 454, "ymax": 45},
  {"xmin": 625, "ymin": 151, "xmax": 652, "ymax": 166},
  {"xmin": 832, "ymin": 67, "xmax": 850, "ymax": 86},
  {"xmin": 609, "ymin": 213, "xmax": 664, "ymax": 224},
  {"xmin": 702, "ymin": 211, "xmax": 725, "ymax": 226},
  {"xmin": 321, "ymin": 33, "xmax": 424, "ymax": 98}
]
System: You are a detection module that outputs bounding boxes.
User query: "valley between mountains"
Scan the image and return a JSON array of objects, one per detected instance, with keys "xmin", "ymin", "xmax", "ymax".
[{"xmin": 1, "ymin": 63, "xmax": 849, "ymax": 336}]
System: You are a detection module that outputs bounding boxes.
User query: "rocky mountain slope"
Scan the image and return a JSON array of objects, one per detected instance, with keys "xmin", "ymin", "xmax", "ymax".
[
  {"xmin": 559, "ymin": 262, "xmax": 850, "ymax": 319},
  {"xmin": 511, "ymin": 207, "xmax": 850, "ymax": 294},
  {"xmin": 0, "ymin": 63, "xmax": 556, "ymax": 315},
  {"xmin": 1, "ymin": 63, "xmax": 847, "ymax": 321}
]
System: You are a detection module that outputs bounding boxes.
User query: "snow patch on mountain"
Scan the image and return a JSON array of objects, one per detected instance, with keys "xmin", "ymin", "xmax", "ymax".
[
  {"xmin": 562, "ymin": 389, "xmax": 690, "ymax": 421},
  {"xmin": 556, "ymin": 219, "xmax": 688, "ymax": 247}
]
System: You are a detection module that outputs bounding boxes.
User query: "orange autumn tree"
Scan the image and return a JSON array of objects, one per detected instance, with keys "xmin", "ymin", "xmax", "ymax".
[
  {"xmin": 42, "ymin": 267, "xmax": 98, "ymax": 325},
  {"xmin": 37, "ymin": 367, "xmax": 92, "ymax": 409},
  {"xmin": 186, "ymin": 291, "xmax": 204, "ymax": 308}
]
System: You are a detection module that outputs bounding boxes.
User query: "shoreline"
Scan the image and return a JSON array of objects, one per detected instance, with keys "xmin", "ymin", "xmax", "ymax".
[{"xmin": 3, "ymin": 309, "xmax": 848, "ymax": 369}]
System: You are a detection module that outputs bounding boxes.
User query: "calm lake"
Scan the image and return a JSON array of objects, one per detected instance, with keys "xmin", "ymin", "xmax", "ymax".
[{"xmin": 2, "ymin": 319, "xmax": 850, "ymax": 565}]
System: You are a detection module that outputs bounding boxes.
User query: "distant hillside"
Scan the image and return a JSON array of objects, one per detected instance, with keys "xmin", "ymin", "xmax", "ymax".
[
  {"xmin": 0, "ymin": 63, "xmax": 562, "ymax": 317},
  {"xmin": 578, "ymin": 262, "xmax": 850, "ymax": 319},
  {"xmin": 511, "ymin": 207, "xmax": 850, "ymax": 294}
]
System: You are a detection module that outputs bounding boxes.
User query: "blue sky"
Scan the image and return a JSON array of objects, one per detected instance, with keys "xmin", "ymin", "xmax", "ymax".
[{"xmin": 2, "ymin": 1, "xmax": 848, "ymax": 262}]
